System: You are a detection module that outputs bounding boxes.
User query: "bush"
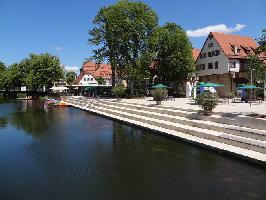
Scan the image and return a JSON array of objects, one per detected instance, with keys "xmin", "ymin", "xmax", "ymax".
[
  {"xmin": 227, "ymin": 92, "xmax": 235, "ymax": 99},
  {"xmin": 196, "ymin": 91, "xmax": 218, "ymax": 114},
  {"xmin": 151, "ymin": 89, "xmax": 168, "ymax": 104},
  {"xmin": 112, "ymin": 84, "xmax": 126, "ymax": 99}
]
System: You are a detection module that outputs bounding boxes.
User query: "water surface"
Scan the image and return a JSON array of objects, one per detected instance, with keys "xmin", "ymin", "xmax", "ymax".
[{"xmin": 0, "ymin": 99, "xmax": 266, "ymax": 200}]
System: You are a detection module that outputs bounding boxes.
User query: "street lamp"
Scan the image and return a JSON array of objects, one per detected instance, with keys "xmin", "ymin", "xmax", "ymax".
[
  {"xmin": 143, "ymin": 77, "xmax": 149, "ymax": 96},
  {"xmin": 152, "ymin": 75, "xmax": 158, "ymax": 85},
  {"xmin": 250, "ymin": 69, "xmax": 255, "ymax": 107}
]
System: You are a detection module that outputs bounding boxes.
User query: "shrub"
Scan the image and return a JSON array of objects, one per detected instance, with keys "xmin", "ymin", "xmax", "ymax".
[
  {"xmin": 196, "ymin": 91, "xmax": 218, "ymax": 114},
  {"xmin": 151, "ymin": 89, "xmax": 168, "ymax": 104},
  {"xmin": 112, "ymin": 84, "xmax": 126, "ymax": 99},
  {"xmin": 227, "ymin": 92, "xmax": 235, "ymax": 99}
]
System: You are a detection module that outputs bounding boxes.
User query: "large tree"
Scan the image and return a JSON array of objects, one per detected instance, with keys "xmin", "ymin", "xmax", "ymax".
[
  {"xmin": 256, "ymin": 28, "xmax": 266, "ymax": 53},
  {"xmin": 89, "ymin": 0, "xmax": 158, "ymax": 95},
  {"xmin": 245, "ymin": 28, "xmax": 266, "ymax": 84},
  {"xmin": 155, "ymin": 23, "xmax": 195, "ymax": 86},
  {"xmin": 0, "ymin": 61, "xmax": 6, "ymax": 90},
  {"xmin": 22, "ymin": 53, "xmax": 64, "ymax": 91},
  {"xmin": 65, "ymin": 71, "xmax": 77, "ymax": 85},
  {"xmin": 0, "ymin": 61, "xmax": 5, "ymax": 72}
]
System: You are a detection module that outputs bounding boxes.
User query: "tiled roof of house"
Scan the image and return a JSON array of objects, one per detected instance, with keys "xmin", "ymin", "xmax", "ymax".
[
  {"xmin": 192, "ymin": 48, "xmax": 200, "ymax": 60},
  {"xmin": 211, "ymin": 32, "xmax": 258, "ymax": 58},
  {"xmin": 74, "ymin": 62, "xmax": 112, "ymax": 84}
]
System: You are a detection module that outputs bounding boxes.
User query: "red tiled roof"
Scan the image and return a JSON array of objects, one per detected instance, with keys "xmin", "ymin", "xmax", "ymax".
[
  {"xmin": 74, "ymin": 62, "xmax": 112, "ymax": 84},
  {"xmin": 192, "ymin": 48, "xmax": 200, "ymax": 61},
  {"xmin": 211, "ymin": 32, "xmax": 258, "ymax": 58}
]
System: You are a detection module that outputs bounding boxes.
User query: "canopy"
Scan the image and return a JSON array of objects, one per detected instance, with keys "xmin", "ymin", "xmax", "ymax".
[
  {"xmin": 196, "ymin": 82, "xmax": 224, "ymax": 88},
  {"xmin": 50, "ymin": 86, "xmax": 68, "ymax": 91},
  {"xmin": 152, "ymin": 84, "xmax": 168, "ymax": 89},
  {"xmin": 237, "ymin": 84, "xmax": 262, "ymax": 90}
]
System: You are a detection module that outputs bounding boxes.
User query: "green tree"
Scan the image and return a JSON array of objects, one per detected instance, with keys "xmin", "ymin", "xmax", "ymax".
[
  {"xmin": 95, "ymin": 76, "xmax": 106, "ymax": 85},
  {"xmin": 65, "ymin": 71, "xmax": 77, "ymax": 85},
  {"xmin": 0, "ymin": 61, "xmax": 6, "ymax": 90},
  {"xmin": 155, "ymin": 23, "xmax": 195, "ymax": 86},
  {"xmin": 0, "ymin": 61, "xmax": 5, "ymax": 72},
  {"xmin": 246, "ymin": 53, "xmax": 266, "ymax": 84},
  {"xmin": 245, "ymin": 28, "xmax": 266, "ymax": 84},
  {"xmin": 89, "ymin": 0, "xmax": 158, "ymax": 95},
  {"xmin": 22, "ymin": 53, "xmax": 64, "ymax": 91},
  {"xmin": 256, "ymin": 28, "xmax": 266, "ymax": 52}
]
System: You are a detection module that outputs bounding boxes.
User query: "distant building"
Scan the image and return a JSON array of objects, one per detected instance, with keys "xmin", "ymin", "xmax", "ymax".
[
  {"xmin": 196, "ymin": 32, "xmax": 259, "ymax": 97},
  {"xmin": 75, "ymin": 62, "xmax": 112, "ymax": 86}
]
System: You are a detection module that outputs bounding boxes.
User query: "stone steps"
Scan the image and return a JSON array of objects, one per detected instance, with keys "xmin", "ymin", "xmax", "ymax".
[
  {"xmin": 67, "ymin": 97, "xmax": 266, "ymax": 139},
  {"xmin": 65, "ymin": 97, "xmax": 266, "ymax": 164},
  {"xmin": 67, "ymin": 97, "xmax": 266, "ymax": 164},
  {"xmin": 91, "ymin": 101, "xmax": 266, "ymax": 141}
]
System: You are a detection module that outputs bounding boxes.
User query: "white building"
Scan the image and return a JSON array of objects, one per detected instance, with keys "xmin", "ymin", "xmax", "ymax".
[
  {"xmin": 78, "ymin": 74, "xmax": 98, "ymax": 86},
  {"xmin": 196, "ymin": 32, "xmax": 259, "ymax": 97}
]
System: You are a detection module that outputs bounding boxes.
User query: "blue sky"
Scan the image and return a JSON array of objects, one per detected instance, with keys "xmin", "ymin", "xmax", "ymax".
[{"xmin": 0, "ymin": 0, "xmax": 265, "ymax": 72}]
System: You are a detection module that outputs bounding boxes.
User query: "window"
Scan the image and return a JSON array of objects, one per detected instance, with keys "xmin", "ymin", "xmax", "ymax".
[
  {"xmin": 215, "ymin": 50, "xmax": 220, "ymax": 56},
  {"xmin": 230, "ymin": 62, "xmax": 236, "ymax": 68},
  {"xmin": 208, "ymin": 63, "xmax": 213, "ymax": 69},
  {"xmin": 208, "ymin": 43, "xmax": 213, "ymax": 47},
  {"xmin": 203, "ymin": 53, "xmax": 206, "ymax": 58},
  {"xmin": 215, "ymin": 61, "xmax": 218, "ymax": 69},
  {"xmin": 197, "ymin": 65, "xmax": 201, "ymax": 71},
  {"xmin": 237, "ymin": 48, "xmax": 241, "ymax": 54},
  {"xmin": 91, "ymin": 78, "xmax": 93, "ymax": 81},
  {"xmin": 201, "ymin": 64, "xmax": 205, "ymax": 70},
  {"xmin": 83, "ymin": 78, "xmax": 86, "ymax": 81},
  {"xmin": 208, "ymin": 52, "xmax": 212, "ymax": 57},
  {"xmin": 211, "ymin": 51, "xmax": 216, "ymax": 56}
]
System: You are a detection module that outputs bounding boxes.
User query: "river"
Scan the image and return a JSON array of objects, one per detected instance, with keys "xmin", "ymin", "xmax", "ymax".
[{"xmin": 0, "ymin": 99, "xmax": 266, "ymax": 200}]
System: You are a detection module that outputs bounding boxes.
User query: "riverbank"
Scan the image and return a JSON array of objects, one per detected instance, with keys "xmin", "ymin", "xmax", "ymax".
[{"xmin": 65, "ymin": 96, "xmax": 266, "ymax": 166}]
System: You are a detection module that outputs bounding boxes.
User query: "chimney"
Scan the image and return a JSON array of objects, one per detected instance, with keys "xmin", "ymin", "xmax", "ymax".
[{"xmin": 234, "ymin": 45, "xmax": 238, "ymax": 54}]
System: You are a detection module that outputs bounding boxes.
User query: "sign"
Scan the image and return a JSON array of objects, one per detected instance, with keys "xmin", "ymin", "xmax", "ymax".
[{"xmin": 21, "ymin": 86, "xmax": 26, "ymax": 92}]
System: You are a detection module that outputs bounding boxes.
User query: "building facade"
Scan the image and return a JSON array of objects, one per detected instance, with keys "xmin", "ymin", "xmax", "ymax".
[
  {"xmin": 75, "ymin": 62, "xmax": 112, "ymax": 86},
  {"xmin": 196, "ymin": 32, "xmax": 259, "ymax": 97}
]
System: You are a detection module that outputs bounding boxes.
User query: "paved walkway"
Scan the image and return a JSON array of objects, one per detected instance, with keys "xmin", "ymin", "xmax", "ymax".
[{"xmin": 113, "ymin": 97, "xmax": 266, "ymax": 115}]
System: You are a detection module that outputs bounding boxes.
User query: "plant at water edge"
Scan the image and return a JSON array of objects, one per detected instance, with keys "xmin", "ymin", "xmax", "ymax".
[
  {"xmin": 196, "ymin": 91, "xmax": 218, "ymax": 115},
  {"xmin": 151, "ymin": 88, "xmax": 168, "ymax": 105},
  {"xmin": 112, "ymin": 84, "xmax": 126, "ymax": 99}
]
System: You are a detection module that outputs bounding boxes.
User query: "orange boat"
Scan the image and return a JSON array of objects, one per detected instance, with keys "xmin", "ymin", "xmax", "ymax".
[{"xmin": 58, "ymin": 100, "xmax": 68, "ymax": 107}]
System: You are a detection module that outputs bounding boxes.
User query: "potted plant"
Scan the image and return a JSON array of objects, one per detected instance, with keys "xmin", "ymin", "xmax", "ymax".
[
  {"xmin": 111, "ymin": 84, "xmax": 126, "ymax": 101},
  {"xmin": 196, "ymin": 91, "xmax": 218, "ymax": 115},
  {"xmin": 151, "ymin": 88, "xmax": 168, "ymax": 105}
]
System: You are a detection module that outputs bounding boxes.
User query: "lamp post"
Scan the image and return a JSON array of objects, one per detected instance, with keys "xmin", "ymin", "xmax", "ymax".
[
  {"xmin": 250, "ymin": 69, "xmax": 254, "ymax": 107},
  {"xmin": 143, "ymin": 77, "xmax": 149, "ymax": 96},
  {"xmin": 152, "ymin": 75, "xmax": 158, "ymax": 85}
]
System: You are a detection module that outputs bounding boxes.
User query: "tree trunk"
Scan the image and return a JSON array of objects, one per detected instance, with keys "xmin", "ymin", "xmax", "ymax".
[{"xmin": 111, "ymin": 66, "xmax": 116, "ymax": 86}]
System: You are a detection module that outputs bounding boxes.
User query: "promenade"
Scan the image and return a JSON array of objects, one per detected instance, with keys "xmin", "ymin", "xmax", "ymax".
[{"xmin": 65, "ymin": 96, "xmax": 266, "ymax": 166}]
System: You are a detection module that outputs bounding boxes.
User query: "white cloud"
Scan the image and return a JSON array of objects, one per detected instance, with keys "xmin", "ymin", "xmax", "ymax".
[
  {"xmin": 55, "ymin": 46, "xmax": 63, "ymax": 51},
  {"xmin": 186, "ymin": 24, "xmax": 246, "ymax": 37},
  {"xmin": 64, "ymin": 65, "xmax": 79, "ymax": 73}
]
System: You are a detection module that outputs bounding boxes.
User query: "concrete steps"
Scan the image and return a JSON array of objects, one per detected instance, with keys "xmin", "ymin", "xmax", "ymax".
[
  {"xmin": 65, "ymin": 96, "xmax": 266, "ymax": 164},
  {"xmin": 90, "ymin": 99, "xmax": 266, "ymax": 140}
]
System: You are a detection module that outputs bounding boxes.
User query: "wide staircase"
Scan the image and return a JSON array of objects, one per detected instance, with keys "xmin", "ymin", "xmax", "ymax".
[{"xmin": 65, "ymin": 96, "xmax": 266, "ymax": 165}]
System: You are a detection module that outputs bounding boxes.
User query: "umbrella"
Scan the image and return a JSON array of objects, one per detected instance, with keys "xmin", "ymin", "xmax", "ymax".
[
  {"xmin": 50, "ymin": 86, "xmax": 68, "ymax": 91},
  {"xmin": 152, "ymin": 84, "xmax": 168, "ymax": 89},
  {"xmin": 196, "ymin": 82, "xmax": 224, "ymax": 87},
  {"xmin": 237, "ymin": 84, "xmax": 262, "ymax": 90}
]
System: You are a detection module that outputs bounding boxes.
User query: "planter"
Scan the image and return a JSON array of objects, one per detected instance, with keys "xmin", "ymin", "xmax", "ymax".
[
  {"xmin": 156, "ymin": 101, "xmax": 162, "ymax": 105},
  {"xmin": 203, "ymin": 109, "xmax": 212, "ymax": 116}
]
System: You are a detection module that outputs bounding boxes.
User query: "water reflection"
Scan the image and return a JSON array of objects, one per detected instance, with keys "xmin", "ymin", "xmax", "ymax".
[
  {"xmin": 0, "ymin": 100, "xmax": 266, "ymax": 200},
  {"xmin": 0, "ymin": 117, "xmax": 8, "ymax": 127}
]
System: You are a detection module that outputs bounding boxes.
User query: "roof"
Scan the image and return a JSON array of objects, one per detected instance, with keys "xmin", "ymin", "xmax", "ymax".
[
  {"xmin": 192, "ymin": 48, "xmax": 200, "ymax": 60},
  {"xmin": 211, "ymin": 32, "xmax": 258, "ymax": 58},
  {"xmin": 74, "ymin": 62, "xmax": 112, "ymax": 84}
]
